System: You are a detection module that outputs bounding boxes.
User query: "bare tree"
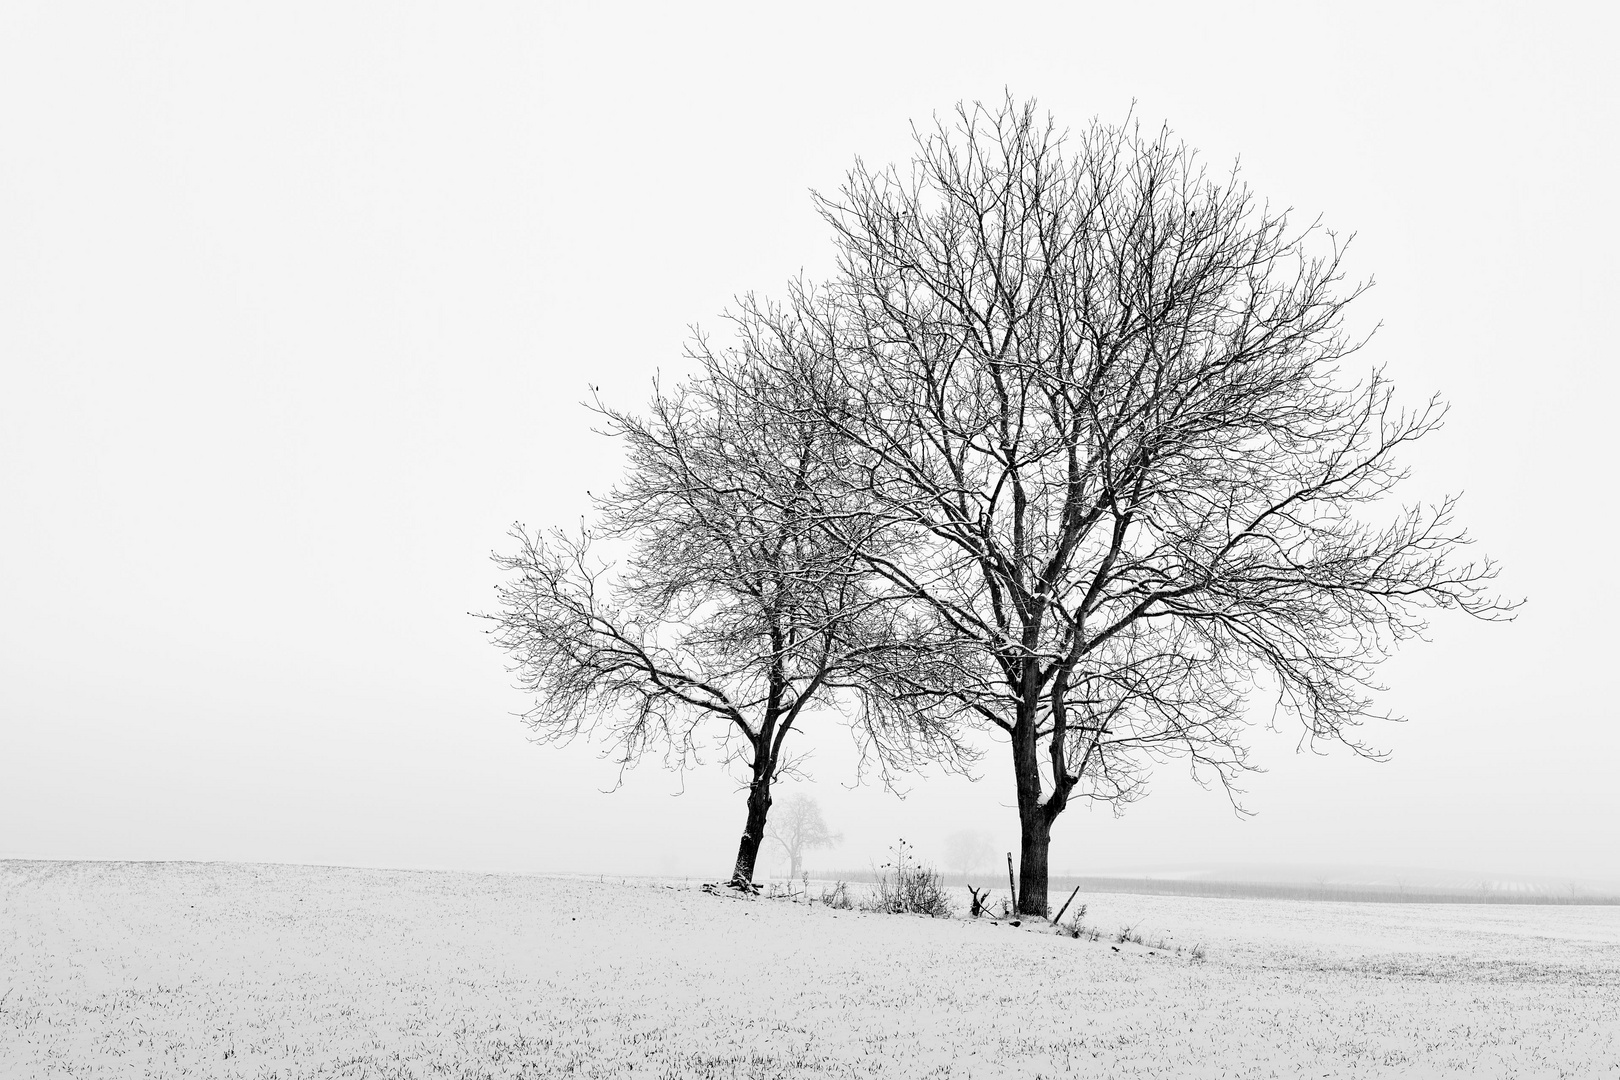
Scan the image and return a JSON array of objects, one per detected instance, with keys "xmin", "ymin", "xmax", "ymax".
[
  {"xmin": 765, "ymin": 793, "xmax": 841, "ymax": 879},
  {"xmin": 483, "ymin": 354, "xmax": 968, "ymax": 889},
  {"xmin": 943, "ymin": 829, "xmax": 997, "ymax": 879},
  {"xmin": 743, "ymin": 96, "xmax": 1514, "ymax": 914}
]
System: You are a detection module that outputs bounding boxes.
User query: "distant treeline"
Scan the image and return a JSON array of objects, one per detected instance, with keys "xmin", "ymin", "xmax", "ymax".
[{"xmin": 810, "ymin": 869, "xmax": 1620, "ymax": 906}]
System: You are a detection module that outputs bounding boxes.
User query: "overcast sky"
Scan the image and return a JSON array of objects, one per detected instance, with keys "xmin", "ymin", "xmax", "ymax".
[{"xmin": 3, "ymin": 2, "xmax": 1616, "ymax": 888}]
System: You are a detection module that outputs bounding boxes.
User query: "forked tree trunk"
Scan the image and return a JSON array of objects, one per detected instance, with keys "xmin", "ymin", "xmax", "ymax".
[{"xmin": 728, "ymin": 764, "xmax": 774, "ymax": 888}]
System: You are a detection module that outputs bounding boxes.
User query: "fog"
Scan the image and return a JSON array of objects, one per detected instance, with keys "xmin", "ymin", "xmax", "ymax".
[{"xmin": 3, "ymin": 2, "xmax": 1616, "ymax": 888}]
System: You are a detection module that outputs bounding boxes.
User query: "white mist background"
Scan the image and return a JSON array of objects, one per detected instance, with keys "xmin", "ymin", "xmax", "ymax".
[{"xmin": 2, "ymin": 2, "xmax": 1615, "ymax": 886}]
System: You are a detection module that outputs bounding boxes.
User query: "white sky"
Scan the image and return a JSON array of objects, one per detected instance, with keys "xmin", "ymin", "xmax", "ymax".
[{"xmin": 3, "ymin": 2, "xmax": 1616, "ymax": 887}]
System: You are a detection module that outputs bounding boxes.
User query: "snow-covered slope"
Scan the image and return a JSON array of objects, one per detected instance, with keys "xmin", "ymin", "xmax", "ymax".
[{"xmin": 3, "ymin": 861, "xmax": 1617, "ymax": 1077}]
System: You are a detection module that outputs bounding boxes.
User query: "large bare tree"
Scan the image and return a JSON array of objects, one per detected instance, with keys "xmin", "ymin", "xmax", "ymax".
[
  {"xmin": 484, "ymin": 355, "xmax": 967, "ymax": 888},
  {"xmin": 743, "ymin": 97, "xmax": 1513, "ymax": 915}
]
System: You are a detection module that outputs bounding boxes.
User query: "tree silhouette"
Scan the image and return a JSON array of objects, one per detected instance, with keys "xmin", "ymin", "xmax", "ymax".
[
  {"xmin": 766, "ymin": 793, "xmax": 841, "ymax": 879},
  {"xmin": 483, "ymin": 360, "xmax": 968, "ymax": 888},
  {"xmin": 737, "ymin": 95, "xmax": 1515, "ymax": 914}
]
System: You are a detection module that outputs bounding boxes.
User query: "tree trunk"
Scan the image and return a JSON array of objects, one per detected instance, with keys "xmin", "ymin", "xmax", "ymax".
[
  {"xmin": 789, "ymin": 851, "xmax": 801, "ymax": 880},
  {"xmin": 1011, "ymin": 720, "xmax": 1051, "ymax": 916},
  {"xmin": 1017, "ymin": 808, "xmax": 1052, "ymax": 917},
  {"xmin": 728, "ymin": 767, "xmax": 774, "ymax": 888}
]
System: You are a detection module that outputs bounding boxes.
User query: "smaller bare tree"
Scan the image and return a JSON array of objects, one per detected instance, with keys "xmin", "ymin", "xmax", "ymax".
[
  {"xmin": 943, "ymin": 829, "xmax": 997, "ymax": 880},
  {"xmin": 483, "ymin": 346, "xmax": 970, "ymax": 890},
  {"xmin": 766, "ymin": 793, "xmax": 841, "ymax": 880}
]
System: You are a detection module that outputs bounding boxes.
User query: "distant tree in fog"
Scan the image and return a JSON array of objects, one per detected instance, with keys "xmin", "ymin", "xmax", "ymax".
[
  {"xmin": 943, "ymin": 830, "xmax": 997, "ymax": 879},
  {"xmin": 766, "ymin": 793, "xmax": 841, "ymax": 879}
]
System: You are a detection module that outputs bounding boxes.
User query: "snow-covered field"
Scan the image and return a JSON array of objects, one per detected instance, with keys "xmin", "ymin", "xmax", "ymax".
[{"xmin": 3, "ymin": 861, "xmax": 1617, "ymax": 1078}]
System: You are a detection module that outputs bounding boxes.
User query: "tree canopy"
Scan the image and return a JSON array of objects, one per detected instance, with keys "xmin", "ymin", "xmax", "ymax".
[
  {"xmin": 485, "ymin": 352, "xmax": 968, "ymax": 887},
  {"xmin": 732, "ymin": 96, "xmax": 1514, "ymax": 913},
  {"xmin": 488, "ymin": 95, "xmax": 1512, "ymax": 909}
]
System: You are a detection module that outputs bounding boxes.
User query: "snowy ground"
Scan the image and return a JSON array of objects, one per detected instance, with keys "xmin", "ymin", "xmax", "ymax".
[{"xmin": 2, "ymin": 861, "xmax": 1617, "ymax": 1078}]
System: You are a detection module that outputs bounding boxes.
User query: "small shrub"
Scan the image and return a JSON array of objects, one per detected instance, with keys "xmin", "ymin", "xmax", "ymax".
[
  {"xmin": 861, "ymin": 840, "xmax": 953, "ymax": 918},
  {"xmin": 1116, "ymin": 925, "xmax": 1144, "ymax": 946},
  {"xmin": 1058, "ymin": 903, "xmax": 1091, "ymax": 938},
  {"xmin": 1189, "ymin": 942, "xmax": 1207, "ymax": 962},
  {"xmin": 818, "ymin": 880, "xmax": 852, "ymax": 909},
  {"xmin": 771, "ymin": 874, "xmax": 815, "ymax": 902}
]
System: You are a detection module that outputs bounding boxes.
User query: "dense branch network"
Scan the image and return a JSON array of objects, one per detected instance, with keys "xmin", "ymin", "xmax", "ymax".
[
  {"xmin": 731, "ymin": 95, "xmax": 1513, "ymax": 912},
  {"xmin": 485, "ymin": 93, "xmax": 1513, "ymax": 912},
  {"xmin": 483, "ymin": 352, "xmax": 970, "ymax": 886}
]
